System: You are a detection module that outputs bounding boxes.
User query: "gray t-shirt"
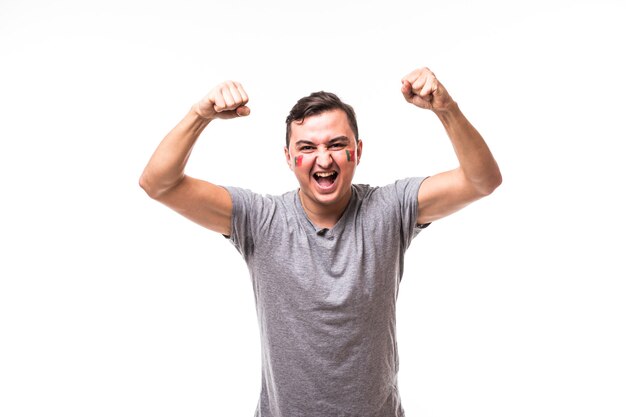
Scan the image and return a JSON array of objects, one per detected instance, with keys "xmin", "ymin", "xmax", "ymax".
[{"xmin": 226, "ymin": 177, "xmax": 426, "ymax": 417}]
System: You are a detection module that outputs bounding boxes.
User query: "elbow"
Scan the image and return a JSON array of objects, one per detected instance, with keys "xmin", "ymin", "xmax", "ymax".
[
  {"xmin": 477, "ymin": 170, "xmax": 503, "ymax": 196},
  {"xmin": 139, "ymin": 171, "xmax": 182, "ymax": 200},
  {"xmin": 138, "ymin": 173, "xmax": 161, "ymax": 200},
  {"xmin": 138, "ymin": 174, "xmax": 154, "ymax": 198}
]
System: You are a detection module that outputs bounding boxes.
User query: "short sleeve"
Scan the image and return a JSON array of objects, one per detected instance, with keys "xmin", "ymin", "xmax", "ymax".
[
  {"xmin": 391, "ymin": 177, "xmax": 428, "ymax": 249},
  {"xmin": 223, "ymin": 186, "xmax": 277, "ymax": 260}
]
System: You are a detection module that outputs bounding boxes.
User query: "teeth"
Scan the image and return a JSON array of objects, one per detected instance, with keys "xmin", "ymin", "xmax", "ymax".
[{"xmin": 316, "ymin": 172, "xmax": 336, "ymax": 177}]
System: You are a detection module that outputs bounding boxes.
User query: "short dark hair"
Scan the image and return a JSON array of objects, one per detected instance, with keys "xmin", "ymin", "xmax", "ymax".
[{"xmin": 285, "ymin": 91, "xmax": 359, "ymax": 146}]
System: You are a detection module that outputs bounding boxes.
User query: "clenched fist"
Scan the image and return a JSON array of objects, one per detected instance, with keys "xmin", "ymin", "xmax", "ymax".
[
  {"xmin": 401, "ymin": 68, "xmax": 455, "ymax": 112},
  {"xmin": 193, "ymin": 80, "xmax": 250, "ymax": 121}
]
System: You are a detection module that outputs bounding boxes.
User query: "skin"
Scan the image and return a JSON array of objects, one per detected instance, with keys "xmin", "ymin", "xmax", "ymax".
[
  {"xmin": 399, "ymin": 68, "xmax": 502, "ymax": 224},
  {"xmin": 139, "ymin": 68, "xmax": 502, "ymax": 235},
  {"xmin": 284, "ymin": 109, "xmax": 362, "ymax": 229},
  {"xmin": 138, "ymin": 81, "xmax": 248, "ymax": 235}
]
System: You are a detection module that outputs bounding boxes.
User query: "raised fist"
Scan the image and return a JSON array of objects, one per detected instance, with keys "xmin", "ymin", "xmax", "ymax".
[
  {"xmin": 401, "ymin": 68, "xmax": 455, "ymax": 112},
  {"xmin": 194, "ymin": 80, "xmax": 250, "ymax": 120}
]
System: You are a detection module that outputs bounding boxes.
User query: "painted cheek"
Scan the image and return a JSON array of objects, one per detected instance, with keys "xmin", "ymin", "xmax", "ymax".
[
  {"xmin": 345, "ymin": 149, "xmax": 355, "ymax": 162},
  {"xmin": 293, "ymin": 153, "xmax": 316, "ymax": 169}
]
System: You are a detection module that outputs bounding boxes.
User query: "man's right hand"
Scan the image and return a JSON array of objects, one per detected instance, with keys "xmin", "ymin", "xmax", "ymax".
[{"xmin": 193, "ymin": 80, "xmax": 250, "ymax": 120}]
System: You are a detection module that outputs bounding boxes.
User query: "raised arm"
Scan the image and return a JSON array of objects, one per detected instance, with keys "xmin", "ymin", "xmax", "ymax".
[
  {"xmin": 139, "ymin": 81, "xmax": 250, "ymax": 235},
  {"xmin": 400, "ymin": 68, "xmax": 502, "ymax": 225}
]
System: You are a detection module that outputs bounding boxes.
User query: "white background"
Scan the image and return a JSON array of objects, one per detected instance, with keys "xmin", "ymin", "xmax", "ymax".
[{"xmin": 1, "ymin": 0, "xmax": 625, "ymax": 416}]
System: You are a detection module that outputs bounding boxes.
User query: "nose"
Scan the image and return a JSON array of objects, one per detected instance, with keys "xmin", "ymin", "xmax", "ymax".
[{"xmin": 316, "ymin": 149, "xmax": 333, "ymax": 168}]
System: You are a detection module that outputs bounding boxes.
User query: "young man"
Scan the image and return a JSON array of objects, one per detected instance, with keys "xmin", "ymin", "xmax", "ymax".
[{"xmin": 140, "ymin": 67, "xmax": 501, "ymax": 417}]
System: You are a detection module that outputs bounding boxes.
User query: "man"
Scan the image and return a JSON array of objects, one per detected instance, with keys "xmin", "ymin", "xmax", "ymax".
[{"xmin": 140, "ymin": 67, "xmax": 501, "ymax": 417}]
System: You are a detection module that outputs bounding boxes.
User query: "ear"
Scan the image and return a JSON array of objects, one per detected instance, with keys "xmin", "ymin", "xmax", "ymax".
[
  {"xmin": 284, "ymin": 146, "xmax": 293, "ymax": 171},
  {"xmin": 356, "ymin": 139, "xmax": 363, "ymax": 165}
]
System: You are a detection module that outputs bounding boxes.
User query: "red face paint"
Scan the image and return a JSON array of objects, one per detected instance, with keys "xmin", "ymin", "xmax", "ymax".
[
  {"xmin": 294, "ymin": 155, "xmax": 303, "ymax": 167},
  {"xmin": 346, "ymin": 150, "xmax": 355, "ymax": 162}
]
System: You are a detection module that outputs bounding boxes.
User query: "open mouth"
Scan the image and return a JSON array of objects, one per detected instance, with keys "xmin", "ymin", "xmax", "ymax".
[{"xmin": 313, "ymin": 171, "xmax": 338, "ymax": 188}]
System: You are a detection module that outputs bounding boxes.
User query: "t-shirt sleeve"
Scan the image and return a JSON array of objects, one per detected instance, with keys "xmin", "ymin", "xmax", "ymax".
[
  {"xmin": 391, "ymin": 176, "xmax": 429, "ymax": 249},
  {"xmin": 223, "ymin": 186, "xmax": 276, "ymax": 260}
]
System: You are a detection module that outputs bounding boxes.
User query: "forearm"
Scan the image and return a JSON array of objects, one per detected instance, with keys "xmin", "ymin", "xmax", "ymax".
[
  {"xmin": 139, "ymin": 108, "xmax": 212, "ymax": 198},
  {"xmin": 435, "ymin": 103, "xmax": 502, "ymax": 194}
]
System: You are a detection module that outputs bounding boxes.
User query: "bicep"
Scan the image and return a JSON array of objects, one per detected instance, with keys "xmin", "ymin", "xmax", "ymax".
[
  {"xmin": 416, "ymin": 168, "xmax": 484, "ymax": 225},
  {"xmin": 156, "ymin": 175, "xmax": 233, "ymax": 235}
]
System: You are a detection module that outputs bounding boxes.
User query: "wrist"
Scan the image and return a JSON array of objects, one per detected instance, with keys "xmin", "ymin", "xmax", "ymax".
[
  {"xmin": 433, "ymin": 101, "xmax": 461, "ymax": 122},
  {"xmin": 191, "ymin": 103, "xmax": 216, "ymax": 122},
  {"xmin": 185, "ymin": 106, "xmax": 213, "ymax": 134}
]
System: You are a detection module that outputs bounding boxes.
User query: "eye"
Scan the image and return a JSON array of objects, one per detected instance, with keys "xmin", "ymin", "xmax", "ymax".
[
  {"xmin": 299, "ymin": 146, "xmax": 314, "ymax": 151},
  {"xmin": 330, "ymin": 143, "xmax": 344, "ymax": 149}
]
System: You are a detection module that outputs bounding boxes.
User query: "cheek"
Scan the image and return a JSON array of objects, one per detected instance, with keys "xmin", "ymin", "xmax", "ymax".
[
  {"xmin": 331, "ymin": 149, "xmax": 356, "ymax": 164},
  {"xmin": 294, "ymin": 154, "xmax": 316, "ymax": 169}
]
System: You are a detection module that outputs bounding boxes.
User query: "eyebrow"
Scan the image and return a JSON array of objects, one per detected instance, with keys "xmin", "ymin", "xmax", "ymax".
[
  {"xmin": 294, "ymin": 136, "xmax": 350, "ymax": 147},
  {"xmin": 329, "ymin": 136, "xmax": 350, "ymax": 144}
]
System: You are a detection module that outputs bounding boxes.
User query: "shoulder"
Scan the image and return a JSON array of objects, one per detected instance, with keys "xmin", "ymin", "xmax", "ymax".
[
  {"xmin": 353, "ymin": 177, "xmax": 426, "ymax": 204},
  {"xmin": 225, "ymin": 186, "xmax": 296, "ymax": 205},
  {"xmin": 225, "ymin": 186, "xmax": 300, "ymax": 224}
]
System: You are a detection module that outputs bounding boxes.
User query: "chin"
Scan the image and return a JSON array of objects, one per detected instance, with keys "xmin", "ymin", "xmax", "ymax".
[
  {"xmin": 311, "ymin": 187, "xmax": 349, "ymax": 207},
  {"xmin": 313, "ymin": 194, "xmax": 340, "ymax": 206}
]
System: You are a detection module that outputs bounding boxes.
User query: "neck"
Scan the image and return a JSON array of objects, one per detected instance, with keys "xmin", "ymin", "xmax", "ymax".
[{"xmin": 298, "ymin": 189, "xmax": 352, "ymax": 229}]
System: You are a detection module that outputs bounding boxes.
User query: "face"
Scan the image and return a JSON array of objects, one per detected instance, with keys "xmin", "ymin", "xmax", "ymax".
[{"xmin": 284, "ymin": 109, "xmax": 362, "ymax": 211}]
